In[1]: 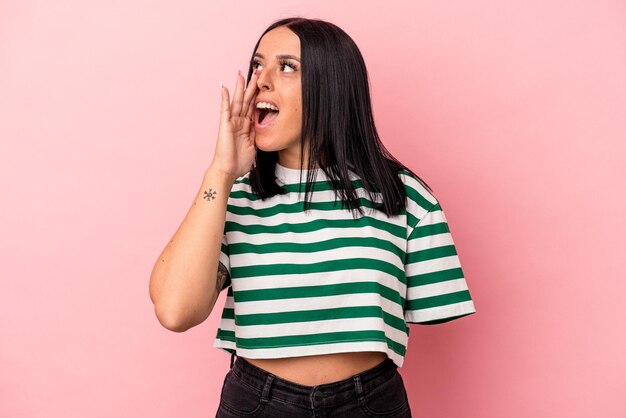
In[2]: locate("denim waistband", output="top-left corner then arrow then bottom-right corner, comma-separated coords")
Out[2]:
228,353 -> 398,408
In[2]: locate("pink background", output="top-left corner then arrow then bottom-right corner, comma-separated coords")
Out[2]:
1,1 -> 625,417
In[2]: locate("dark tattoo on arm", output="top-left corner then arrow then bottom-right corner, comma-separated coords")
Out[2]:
216,261 -> 230,292
209,261 -> 230,307
203,189 -> 217,201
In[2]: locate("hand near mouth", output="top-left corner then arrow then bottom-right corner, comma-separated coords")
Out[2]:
211,69 -> 260,181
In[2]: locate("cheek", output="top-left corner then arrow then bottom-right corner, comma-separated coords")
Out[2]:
283,106 -> 301,123
288,108 -> 302,132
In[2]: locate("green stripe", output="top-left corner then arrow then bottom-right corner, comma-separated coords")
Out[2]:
405,244 -> 458,264
232,258 -> 404,281
234,281 -> 404,307
226,217 -> 405,239
221,307 -> 234,320
405,290 -> 473,310
224,199 -> 406,233
228,237 -> 405,260
232,330 -> 407,356
419,312 -> 475,325
235,306 -> 408,333
216,329 -> 235,342
407,267 -> 464,286
410,219 -> 449,239
403,185 -> 437,215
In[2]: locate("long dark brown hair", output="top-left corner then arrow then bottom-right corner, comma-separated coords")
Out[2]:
246,17 -> 432,219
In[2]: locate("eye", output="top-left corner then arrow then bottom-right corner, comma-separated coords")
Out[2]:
251,59 -> 298,73
278,59 -> 298,73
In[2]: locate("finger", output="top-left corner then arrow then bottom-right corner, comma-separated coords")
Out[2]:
245,90 -> 257,122
231,71 -> 244,117
220,84 -> 231,125
248,120 -> 256,147
241,70 -> 259,118
243,100 -> 255,131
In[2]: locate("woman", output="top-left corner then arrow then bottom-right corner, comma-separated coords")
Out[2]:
150,17 -> 476,417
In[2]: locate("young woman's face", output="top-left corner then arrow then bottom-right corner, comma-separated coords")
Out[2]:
252,26 -> 305,168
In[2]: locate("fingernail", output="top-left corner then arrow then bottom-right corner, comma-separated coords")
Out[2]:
220,80 -> 223,89
238,69 -> 241,77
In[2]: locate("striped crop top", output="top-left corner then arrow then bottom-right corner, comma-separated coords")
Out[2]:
212,163 -> 476,368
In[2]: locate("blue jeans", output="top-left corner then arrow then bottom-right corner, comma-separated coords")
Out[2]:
216,352 -> 412,417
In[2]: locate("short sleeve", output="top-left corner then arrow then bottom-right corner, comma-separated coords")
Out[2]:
218,233 -> 232,293
403,201 -> 476,324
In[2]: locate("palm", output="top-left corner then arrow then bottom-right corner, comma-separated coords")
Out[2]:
212,71 -> 260,180
222,114 -> 256,174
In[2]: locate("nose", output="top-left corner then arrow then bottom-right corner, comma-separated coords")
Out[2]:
256,69 -> 272,91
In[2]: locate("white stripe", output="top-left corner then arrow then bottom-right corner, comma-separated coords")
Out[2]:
405,254 -> 462,277
404,300 -> 476,323
419,209 -> 446,225
234,317 -> 408,342
227,227 -> 404,248
232,269 -> 406,294
407,232 -> 455,252
231,247 -> 403,270
218,317 -> 235,330
226,204 -> 401,227
228,186 -> 384,209
234,293 -> 405,317
399,173 -> 438,207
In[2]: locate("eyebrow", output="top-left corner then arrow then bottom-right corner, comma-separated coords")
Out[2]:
253,53 -> 301,62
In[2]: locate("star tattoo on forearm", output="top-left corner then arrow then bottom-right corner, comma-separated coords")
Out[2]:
203,189 -> 216,201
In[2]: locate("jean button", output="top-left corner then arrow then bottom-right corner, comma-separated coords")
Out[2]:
313,390 -> 324,400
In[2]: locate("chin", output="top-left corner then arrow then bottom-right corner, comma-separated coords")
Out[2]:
254,136 -> 283,152
254,141 -> 280,153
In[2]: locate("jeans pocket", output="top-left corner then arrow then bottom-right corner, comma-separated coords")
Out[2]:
359,370 -> 410,417
218,371 -> 266,417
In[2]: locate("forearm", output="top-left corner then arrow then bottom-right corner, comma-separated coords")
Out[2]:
149,165 -> 235,332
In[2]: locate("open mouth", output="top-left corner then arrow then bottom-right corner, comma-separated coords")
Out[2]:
256,107 -> 280,128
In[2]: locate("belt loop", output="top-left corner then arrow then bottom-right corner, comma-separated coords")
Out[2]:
260,374 -> 275,402
230,351 -> 236,369
353,375 -> 365,404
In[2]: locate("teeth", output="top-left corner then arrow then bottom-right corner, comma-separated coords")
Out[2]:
256,102 -> 279,111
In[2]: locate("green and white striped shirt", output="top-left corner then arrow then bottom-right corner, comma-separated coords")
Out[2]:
213,163 -> 476,367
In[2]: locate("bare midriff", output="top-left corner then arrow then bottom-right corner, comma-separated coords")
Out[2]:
241,351 -> 389,386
